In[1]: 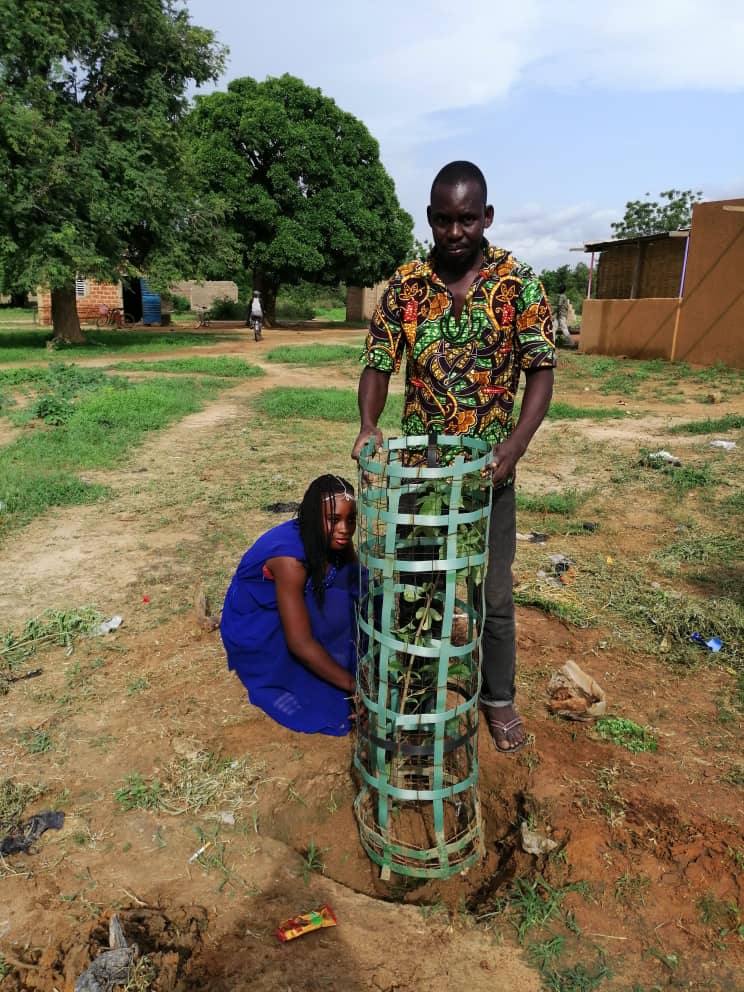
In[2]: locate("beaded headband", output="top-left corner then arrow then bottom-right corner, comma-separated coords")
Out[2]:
321,476 -> 354,503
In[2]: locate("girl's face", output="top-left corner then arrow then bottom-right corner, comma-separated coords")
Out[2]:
322,495 -> 357,553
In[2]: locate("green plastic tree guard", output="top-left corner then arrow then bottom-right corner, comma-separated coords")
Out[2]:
354,434 -> 493,879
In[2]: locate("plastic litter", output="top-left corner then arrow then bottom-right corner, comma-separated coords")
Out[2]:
516,531 -> 549,543
520,821 -> 558,855
582,522 -> 598,532
647,450 -> 682,466
548,553 -> 571,574
276,905 -> 337,942
690,633 -> 723,652
93,615 -> 123,636
0,811 -> 65,855
709,439 -> 736,450
547,660 -> 607,722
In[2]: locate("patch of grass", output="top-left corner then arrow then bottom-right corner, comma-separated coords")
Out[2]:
0,779 -> 42,833
300,837 -> 327,883
514,588 -> 595,628
21,730 -> 53,754
547,402 -> 628,420
614,872 -> 651,906
696,894 -> 743,938
517,490 -> 582,515
0,328 -> 240,363
655,534 -> 743,570
478,875 -> 589,944
543,959 -> 610,992
597,567 -> 744,665
1,606 -> 103,677
109,357 -> 264,377
265,344 -> 362,365
594,717 -> 657,753
191,823 -> 250,893
252,386 -> 402,428
150,750 -> 265,816
114,773 -> 164,812
669,414 -> 744,435
126,676 -> 150,696
0,376 -> 227,534
598,372 -> 642,396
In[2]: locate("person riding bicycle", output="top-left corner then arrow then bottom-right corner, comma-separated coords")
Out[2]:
247,291 -> 263,341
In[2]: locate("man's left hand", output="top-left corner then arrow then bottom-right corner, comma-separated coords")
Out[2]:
488,436 -> 525,485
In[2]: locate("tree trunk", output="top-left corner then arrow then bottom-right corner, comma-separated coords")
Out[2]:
9,290 -> 29,308
51,285 -> 86,342
253,271 -> 277,327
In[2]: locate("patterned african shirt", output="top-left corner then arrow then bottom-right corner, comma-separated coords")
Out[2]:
362,244 -> 556,449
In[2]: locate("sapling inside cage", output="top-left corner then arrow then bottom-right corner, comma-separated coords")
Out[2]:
354,433 -> 492,879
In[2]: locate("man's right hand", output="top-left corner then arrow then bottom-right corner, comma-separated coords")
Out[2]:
351,426 -> 383,462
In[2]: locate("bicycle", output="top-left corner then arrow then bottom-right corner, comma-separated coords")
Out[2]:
191,306 -> 211,328
251,315 -> 263,341
96,305 -> 135,329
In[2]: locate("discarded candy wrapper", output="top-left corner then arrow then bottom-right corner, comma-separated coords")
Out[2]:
709,439 -> 736,450
547,660 -> 607,722
690,633 -> 723,653
520,821 -> 558,855
647,450 -> 682,467
93,615 -> 123,636
276,904 -> 338,942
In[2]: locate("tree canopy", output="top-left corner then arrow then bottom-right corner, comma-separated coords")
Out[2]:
185,74 -> 413,321
611,189 -> 703,239
0,0 -> 231,339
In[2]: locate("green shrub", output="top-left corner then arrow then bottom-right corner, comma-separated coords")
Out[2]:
208,296 -> 244,320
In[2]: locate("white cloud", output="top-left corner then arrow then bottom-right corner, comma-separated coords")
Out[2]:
492,202 -> 619,270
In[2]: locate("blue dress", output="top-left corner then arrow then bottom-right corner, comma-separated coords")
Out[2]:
220,519 -> 361,736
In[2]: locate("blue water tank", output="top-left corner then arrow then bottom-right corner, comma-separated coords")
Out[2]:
140,279 -> 161,325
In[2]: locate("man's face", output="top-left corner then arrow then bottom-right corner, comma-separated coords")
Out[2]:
427,179 -> 493,270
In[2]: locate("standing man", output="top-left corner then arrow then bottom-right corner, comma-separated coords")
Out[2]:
351,161 -> 555,753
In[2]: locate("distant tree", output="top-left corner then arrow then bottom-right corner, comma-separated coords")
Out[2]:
0,0 -> 233,342
611,190 -> 703,239
185,74 -> 413,324
409,238 -> 433,262
539,262 -> 589,316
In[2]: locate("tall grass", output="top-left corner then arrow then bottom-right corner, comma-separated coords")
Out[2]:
109,357 -> 264,377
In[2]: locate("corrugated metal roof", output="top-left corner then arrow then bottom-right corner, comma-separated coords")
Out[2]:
580,230 -> 690,252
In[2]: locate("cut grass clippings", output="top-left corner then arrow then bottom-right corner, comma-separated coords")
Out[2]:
108,357 -> 265,378
0,376 -> 230,534
253,386 -> 402,429
265,344 -> 362,365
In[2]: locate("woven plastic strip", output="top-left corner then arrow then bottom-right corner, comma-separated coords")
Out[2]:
354,434 -> 492,879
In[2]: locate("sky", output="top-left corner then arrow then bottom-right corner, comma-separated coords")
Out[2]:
186,0 -> 744,272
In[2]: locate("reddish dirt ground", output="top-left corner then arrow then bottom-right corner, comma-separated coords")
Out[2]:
0,328 -> 742,991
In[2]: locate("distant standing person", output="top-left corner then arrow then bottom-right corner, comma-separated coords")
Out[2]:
351,160 -> 556,753
555,284 -> 577,348
247,290 -> 263,341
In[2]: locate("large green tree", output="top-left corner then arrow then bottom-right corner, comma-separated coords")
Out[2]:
0,0 -> 232,341
611,189 -> 703,239
185,74 -> 413,323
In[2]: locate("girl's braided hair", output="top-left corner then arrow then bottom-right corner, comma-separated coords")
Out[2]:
297,474 -> 355,605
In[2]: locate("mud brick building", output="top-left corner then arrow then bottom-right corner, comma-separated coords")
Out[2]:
580,197 -> 744,367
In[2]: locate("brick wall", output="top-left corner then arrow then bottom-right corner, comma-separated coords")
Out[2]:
37,281 -> 123,325
346,282 -> 387,322
169,280 -> 238,309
